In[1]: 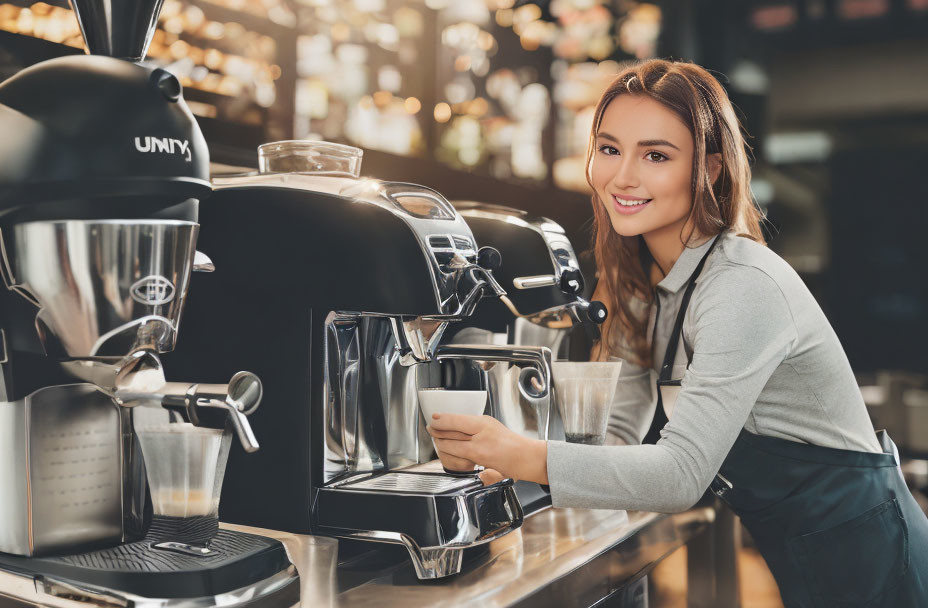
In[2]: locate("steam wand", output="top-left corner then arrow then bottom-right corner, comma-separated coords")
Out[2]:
62,351 -> 263,452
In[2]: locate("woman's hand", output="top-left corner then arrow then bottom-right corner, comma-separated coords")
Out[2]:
427,414 -> 549,484
478,468 -> 505,486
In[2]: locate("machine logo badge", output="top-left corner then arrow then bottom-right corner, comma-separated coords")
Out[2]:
130,275 -> 175,306
134,136 -> 192,162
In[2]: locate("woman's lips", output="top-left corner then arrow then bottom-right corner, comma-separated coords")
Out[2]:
612,195 -> 652,215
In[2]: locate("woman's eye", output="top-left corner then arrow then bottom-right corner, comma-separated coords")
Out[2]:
646,151 -> 668,162
599,145 -> 619,155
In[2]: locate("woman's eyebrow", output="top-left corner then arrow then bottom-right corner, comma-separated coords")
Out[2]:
596,132 -> 681,151
637,139 -> 680,151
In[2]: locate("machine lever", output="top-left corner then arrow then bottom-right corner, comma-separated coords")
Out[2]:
558,268 -> 584,295
512,274 -> 557,289
586,301 -> 608,324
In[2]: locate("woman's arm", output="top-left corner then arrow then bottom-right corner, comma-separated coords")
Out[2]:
546,263 -> 798,512
431,263 -> 798,512
429,414 -> 550,483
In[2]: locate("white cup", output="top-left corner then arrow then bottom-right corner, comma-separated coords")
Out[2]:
417,388 -> 487,476
417,388 -> 488,421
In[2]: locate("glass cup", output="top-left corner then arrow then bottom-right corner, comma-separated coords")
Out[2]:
136,423 -> 232,519
257,140 -> 363,177
552,361 -> 623,446
417,388 -> 487,475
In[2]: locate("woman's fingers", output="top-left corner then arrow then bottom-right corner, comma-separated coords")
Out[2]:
428,413 -> 486,434
427,428 -> 472,441
433,437 -> 471,458
432,442 -> 476,472
438,453 -> 475,472
479,468 -> 505,486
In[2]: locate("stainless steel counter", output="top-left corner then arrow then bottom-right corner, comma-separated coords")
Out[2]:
223,500 -> 719,608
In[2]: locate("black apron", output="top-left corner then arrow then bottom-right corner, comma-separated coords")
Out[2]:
655,237 -> 928,608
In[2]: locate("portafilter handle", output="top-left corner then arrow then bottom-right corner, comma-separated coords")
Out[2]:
160,371 -> 263,453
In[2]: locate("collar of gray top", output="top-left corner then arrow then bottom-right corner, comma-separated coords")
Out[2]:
656,232 -> 722,293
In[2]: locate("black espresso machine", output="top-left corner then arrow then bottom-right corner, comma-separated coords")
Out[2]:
0,1 -> 298,605
451,201 -> 606,359
168,140 -> 559,579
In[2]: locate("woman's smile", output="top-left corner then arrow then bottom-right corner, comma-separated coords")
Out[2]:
611,194 -> 653,215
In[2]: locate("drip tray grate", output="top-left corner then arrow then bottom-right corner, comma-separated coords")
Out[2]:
339,472 -> 480,495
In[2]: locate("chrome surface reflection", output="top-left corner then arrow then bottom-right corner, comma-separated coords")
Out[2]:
323,314 -> 555,483
320,312 -> 535,578
229,504 -> 719,607
2,220 -> 199,357
0,561 -> 300,607
0,385 -> 125,556
433,343 -> 554,440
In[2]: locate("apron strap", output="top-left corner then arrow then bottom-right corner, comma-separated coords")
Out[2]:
658,235 -> 721,383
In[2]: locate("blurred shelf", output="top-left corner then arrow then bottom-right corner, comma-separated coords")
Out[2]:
187,0 -> 295,37
0,30 -> 81,73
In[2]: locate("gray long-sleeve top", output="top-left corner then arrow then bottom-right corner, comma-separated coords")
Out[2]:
546,231 -> 881,513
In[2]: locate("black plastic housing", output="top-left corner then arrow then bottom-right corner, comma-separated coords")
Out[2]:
0,55 -> 209,219
164,185 -> 439,534
453,215 -> 575,334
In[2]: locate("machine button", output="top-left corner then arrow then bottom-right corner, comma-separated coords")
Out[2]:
151,68 -> 182,102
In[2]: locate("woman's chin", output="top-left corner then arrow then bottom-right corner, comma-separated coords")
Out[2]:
609,216 -> 648,238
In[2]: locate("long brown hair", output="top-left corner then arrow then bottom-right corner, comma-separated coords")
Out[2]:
587,59 -> 765,366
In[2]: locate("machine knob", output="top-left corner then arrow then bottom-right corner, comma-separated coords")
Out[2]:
477,246 -> 502,272
586,300 -> 608,324
559,268 -> 584,295
151,68 -> 181,102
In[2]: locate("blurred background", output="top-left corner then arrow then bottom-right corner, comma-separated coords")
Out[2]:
0,1 -> 925,605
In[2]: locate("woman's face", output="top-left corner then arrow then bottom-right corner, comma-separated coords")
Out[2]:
590,94 -> 695,239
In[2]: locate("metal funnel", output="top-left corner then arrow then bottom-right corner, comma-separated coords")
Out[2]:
3,219 -> 199,358
69,0 -> 165,62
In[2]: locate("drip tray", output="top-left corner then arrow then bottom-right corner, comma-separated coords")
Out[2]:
315,473 -> 523,554
0,530 -> 300,605
337,472 -> 481,494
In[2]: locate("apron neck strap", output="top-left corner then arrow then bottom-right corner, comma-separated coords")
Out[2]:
658,234 -> 721,382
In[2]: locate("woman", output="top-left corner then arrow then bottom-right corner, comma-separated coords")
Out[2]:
428,59 -> 928,607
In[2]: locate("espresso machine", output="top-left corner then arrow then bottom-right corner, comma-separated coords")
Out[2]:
166,140 -> 555,579
0,1 -> 298,605
451,201 -> 606,355
441,202 -> 607,508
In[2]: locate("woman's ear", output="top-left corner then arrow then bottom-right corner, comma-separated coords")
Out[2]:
707,153 -> 722,185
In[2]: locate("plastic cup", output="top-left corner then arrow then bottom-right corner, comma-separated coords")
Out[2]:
136,423 -> 232,518
552,361 -> 623,446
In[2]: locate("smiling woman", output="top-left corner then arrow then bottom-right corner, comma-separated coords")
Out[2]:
592,96 -> 701,294
429,59 -> 928,608
586,61 -> 763,368
592,99 -> 692,226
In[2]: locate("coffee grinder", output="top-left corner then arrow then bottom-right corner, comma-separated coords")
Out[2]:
0,1 -> 298,605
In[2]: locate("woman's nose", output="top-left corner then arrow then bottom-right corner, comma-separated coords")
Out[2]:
610,157 -> 639,190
